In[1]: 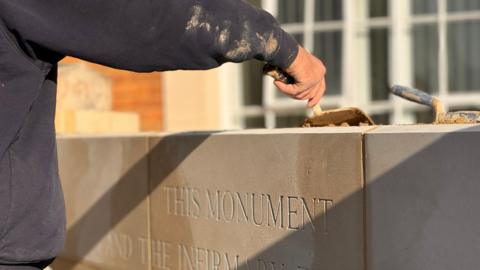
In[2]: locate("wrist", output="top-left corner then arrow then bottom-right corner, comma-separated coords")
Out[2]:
268,30 -> 299,69
286,46 -> 307,73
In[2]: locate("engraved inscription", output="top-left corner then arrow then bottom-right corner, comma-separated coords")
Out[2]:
91,232 -> 316,269
163,186 -> 333,233
164,186 -> 201,218
92,232 -> 150,266
97,231 -> 134,260
166,241 -> 312,270
152,240 -> 173,269
138,237 -> 149,265
178,244 -> 239,270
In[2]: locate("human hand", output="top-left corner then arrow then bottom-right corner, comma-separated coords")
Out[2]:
273,46 -> 326,108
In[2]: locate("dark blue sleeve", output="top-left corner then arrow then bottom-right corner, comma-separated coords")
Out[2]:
0,0 -> 299,71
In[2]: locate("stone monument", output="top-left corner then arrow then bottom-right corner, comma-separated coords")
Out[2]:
52,124 -> 480,269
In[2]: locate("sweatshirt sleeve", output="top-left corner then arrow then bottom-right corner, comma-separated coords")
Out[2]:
0,0 -> 299,72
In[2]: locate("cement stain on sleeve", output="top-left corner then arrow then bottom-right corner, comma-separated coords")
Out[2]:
226,40 -> 252,59
226,33 -> 278,59
185,5 -> 280,61
217,28 -> 230,46
225,21 -> 253,59
256,32 -> 279,56
185,5 -> 211,32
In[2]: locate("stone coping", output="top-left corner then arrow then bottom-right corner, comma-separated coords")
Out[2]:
55,124 -> 480,138
52,124 -> 480,270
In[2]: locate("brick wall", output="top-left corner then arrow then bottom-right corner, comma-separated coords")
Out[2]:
59,57 -> 164,131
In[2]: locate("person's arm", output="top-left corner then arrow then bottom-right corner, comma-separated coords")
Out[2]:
0,0 -> 325,106
0,0 -> 298,70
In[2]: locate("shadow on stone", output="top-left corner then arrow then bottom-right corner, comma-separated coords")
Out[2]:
57,133 -> 213,270
233,125 -> 480,270
56,125 -> 480,270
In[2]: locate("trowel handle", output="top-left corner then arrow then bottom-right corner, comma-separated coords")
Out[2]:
391,85 -> 445,120
391,85 -> 436,108
263,64 -> 295,84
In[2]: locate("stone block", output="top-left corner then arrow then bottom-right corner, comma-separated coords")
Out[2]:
55,110 -> 140,134
148,128 -> 369,270
57,62 -> 112,111
365,124 -> 480,270
54,136 -> 150,270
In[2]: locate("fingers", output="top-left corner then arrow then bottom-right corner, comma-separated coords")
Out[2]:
274,78 -> 324,104
307,78 -> 326,107
274,80 -> 318,98
274,81 -> 321,103
271,45 -> 327,106
295,83 -> 317,99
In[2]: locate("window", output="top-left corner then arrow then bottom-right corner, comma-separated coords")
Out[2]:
409,0 -> 480,123
237,0 -> 480,128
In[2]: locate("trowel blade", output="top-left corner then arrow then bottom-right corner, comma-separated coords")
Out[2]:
303,107 -> 375,127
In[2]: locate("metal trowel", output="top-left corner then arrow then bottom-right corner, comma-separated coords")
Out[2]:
391,85 -> 480,124
263,64 -> 374,127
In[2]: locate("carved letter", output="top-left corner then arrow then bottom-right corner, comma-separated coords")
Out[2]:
191,188 -> 201,218
252,193 -> 265,226
287,196 -> 299,230
301,197 -> 315,231
137,237 -> 148,265
224,253 -> 240,270
211,250 -> 221,270
163,186 -> 174,215
195,247 -> 206,269
221,191 -> 236,222
257,259 -> 268,270
236,192 -> 249,223
207,190 -> 220,220
185,187 -> 190,216
323,199 -> 333,235
111,232 -> 133,259
152,240 -> 172,269
174,187 -> 186,216
180,244 -> 195,270
267,194 -> 284,228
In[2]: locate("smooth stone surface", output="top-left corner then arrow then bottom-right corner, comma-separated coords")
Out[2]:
54,136 -> 150,270
365,124 -> 480,270
148,128 -> 369,270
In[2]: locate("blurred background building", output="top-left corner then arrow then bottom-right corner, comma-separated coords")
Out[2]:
57,0 -> 480,133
